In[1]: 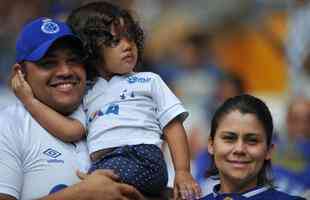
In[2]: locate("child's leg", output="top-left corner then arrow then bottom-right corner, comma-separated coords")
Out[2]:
89,144 -> 168,196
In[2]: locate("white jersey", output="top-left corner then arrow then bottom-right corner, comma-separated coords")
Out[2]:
73,72 -> 188,154
0,103 -> 90,200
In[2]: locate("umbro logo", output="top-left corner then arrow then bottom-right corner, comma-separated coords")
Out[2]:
43,148 -> 62,158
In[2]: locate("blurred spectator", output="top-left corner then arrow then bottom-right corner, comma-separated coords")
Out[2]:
286,0 -> 310,98
290,46 -> 310,98
272,95 -> 310,196
211,11 -> 288,94
168,31 -> 225,158
204,71 -> 245,121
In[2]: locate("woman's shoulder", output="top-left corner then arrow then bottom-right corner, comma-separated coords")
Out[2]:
199,194 -> 214,200
261,188 -> 306,200
198,188 -> 306,200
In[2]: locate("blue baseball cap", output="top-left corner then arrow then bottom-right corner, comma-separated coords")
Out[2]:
16,17 -> 82,63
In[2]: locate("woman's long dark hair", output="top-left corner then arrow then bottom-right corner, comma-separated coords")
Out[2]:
206,94 -> 274,186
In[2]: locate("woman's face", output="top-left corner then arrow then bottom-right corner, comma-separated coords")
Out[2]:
208,110 -> 272,193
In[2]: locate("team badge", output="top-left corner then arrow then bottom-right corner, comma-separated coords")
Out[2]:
41,18 -> 60,34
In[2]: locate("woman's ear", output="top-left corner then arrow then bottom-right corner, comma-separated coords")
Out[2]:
207,137 -> 214,155
265,143 -> 275,160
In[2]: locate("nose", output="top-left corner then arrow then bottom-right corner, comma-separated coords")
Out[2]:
55,62 -> 73,77
120,37 -> 132,51
233,139 -> 246,154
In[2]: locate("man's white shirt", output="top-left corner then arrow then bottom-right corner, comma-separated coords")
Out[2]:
0,102 -> 90,199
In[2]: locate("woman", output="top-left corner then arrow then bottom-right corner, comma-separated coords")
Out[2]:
200,94 -> 305,200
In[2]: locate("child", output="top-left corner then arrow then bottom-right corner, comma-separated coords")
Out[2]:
12,1 -> 201,199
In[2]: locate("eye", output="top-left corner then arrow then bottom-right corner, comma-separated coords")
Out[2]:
244,135 -> 259,145
67,56 -> 85,65
247,138 -> 258,144
109,37 -> 121,47
221,134 -> 237,143
35,60 -> 57,69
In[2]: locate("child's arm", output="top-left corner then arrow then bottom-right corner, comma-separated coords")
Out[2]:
163,117 -> 201,200
11,69 -> 85,142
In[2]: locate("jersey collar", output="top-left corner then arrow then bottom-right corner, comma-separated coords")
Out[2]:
212,184 -> 269,198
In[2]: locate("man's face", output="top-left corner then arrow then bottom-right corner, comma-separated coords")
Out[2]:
23,40 -> 86,115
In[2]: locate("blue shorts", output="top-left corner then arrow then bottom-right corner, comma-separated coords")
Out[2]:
89,144 -> 168,196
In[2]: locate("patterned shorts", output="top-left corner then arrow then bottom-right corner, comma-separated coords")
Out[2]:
89,144 -> 168,196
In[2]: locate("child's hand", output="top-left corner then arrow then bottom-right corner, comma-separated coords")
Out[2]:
174,170 -> 202,200
11,69 -> 34,103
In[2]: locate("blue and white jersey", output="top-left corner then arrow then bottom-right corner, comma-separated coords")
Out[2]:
0,103 -> 90,200
73,72 -> 188,155
200,184 -> 306,200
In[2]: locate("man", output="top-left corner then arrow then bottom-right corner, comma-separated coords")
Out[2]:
272,95 -> 310,196
0,17 -> 143,200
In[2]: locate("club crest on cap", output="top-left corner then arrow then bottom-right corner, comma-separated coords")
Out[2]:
41,18 -> 60,34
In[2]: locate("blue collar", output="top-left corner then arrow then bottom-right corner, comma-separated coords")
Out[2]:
212,184 -> 270,198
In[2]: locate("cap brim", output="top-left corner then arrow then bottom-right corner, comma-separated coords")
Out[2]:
26,34 -> 82,62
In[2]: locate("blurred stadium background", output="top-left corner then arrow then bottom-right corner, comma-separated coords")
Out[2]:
0,0 -> 309,198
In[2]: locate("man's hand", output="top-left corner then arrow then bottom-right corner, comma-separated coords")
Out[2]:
77,170 -> 145,200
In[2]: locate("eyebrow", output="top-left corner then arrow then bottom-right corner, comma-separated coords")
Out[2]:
220,131 -> 262,137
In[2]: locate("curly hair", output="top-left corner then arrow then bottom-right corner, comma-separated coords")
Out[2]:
66,1 -> 144,81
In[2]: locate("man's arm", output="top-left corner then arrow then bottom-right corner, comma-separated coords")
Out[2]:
0,194 -> 16,200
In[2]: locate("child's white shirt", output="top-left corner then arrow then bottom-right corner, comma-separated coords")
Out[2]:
72,72 -> 188,154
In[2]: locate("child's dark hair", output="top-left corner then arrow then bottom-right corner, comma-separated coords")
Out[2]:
206,94 -> 274,186
67,1 -> 144,81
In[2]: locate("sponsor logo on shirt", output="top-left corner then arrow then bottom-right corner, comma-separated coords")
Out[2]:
127,76 -> 151,84
88,104 -> 120,123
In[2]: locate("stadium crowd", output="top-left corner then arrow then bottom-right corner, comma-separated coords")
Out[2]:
0,0 -> 309,199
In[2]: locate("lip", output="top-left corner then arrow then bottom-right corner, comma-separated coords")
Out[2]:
227,160 -> 251,168
121,53 -> 134,61
49,76 -> 80,86
49,81 -> 80,92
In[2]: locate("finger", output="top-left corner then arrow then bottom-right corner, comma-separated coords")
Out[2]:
11,63 -> 22,80
173,186 -> 179,200
179,185 -> 190,200
102,170 -> 119,181
17,70 -> 29,89
17,70 -> 26,83
11,76 -> 16,90
193,183 -> 202,199
119,184 -> 145,200
185,185 -> 195,200
11,75 -> 19,91
94,169 -> 120,181
76,170 -> 88,180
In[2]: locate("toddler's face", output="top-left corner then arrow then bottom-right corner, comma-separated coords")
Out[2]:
99,18 -> 138,80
